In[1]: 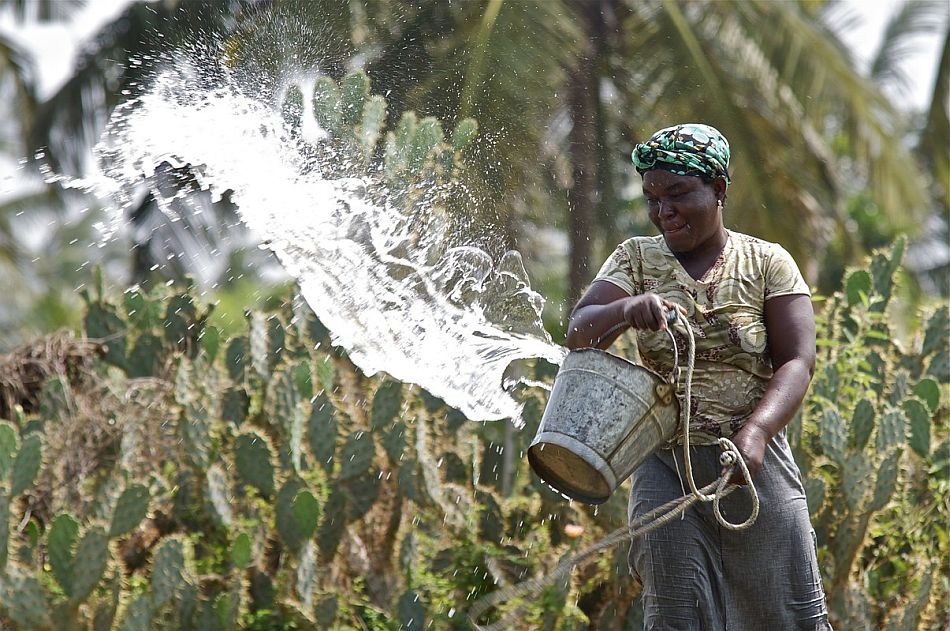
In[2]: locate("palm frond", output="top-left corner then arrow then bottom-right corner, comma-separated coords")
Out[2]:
918,26 -> 950,210
0,0 -> 85,23
870,0 -> 947,95
0,31 -> 38,142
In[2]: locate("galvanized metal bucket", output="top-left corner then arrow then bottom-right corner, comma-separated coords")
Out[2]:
527,335 -> 680,504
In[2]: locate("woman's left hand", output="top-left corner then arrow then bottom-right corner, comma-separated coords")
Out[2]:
722,424 -> 770,485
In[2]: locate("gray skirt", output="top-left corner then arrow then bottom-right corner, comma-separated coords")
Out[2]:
628,431 -> 833,631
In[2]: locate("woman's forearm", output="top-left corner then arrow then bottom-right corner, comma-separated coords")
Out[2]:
565,301 -> 631,350
744,357 -> 814,440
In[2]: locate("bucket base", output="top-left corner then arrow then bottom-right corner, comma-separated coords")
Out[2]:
528,432 -> 616,504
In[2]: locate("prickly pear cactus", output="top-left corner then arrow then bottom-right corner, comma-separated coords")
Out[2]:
234,431 -> 276,497
796,239 -> 947,628
109,484 -> 150,538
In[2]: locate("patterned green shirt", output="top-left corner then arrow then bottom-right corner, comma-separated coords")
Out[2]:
594,230 -> 810,441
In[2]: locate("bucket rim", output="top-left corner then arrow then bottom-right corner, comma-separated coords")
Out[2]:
564,347 -> 672,386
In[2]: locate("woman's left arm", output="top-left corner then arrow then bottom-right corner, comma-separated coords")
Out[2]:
728,294 -> 816,482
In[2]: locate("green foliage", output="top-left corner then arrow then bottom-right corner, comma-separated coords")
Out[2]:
276,480 -> 319,553
71,526 -> 109,602
206,464 -> 234,527
0,66 -> 942,630
119,595 -> 152,631
110,484 -> 150,537
795,240 -> 947,628
48,513 -> 80,594
150,536 -> 185,610
10,432 -> 42,496
230,533 -> 251,569
0,566 -> 51,628
235,431 -> 276,497
0,421 -> 16,479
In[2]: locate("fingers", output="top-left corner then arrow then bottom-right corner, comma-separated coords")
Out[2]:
629,295 -> 668,330
624,294 -> 685,331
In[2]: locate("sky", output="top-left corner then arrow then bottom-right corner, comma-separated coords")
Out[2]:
1,0 -> 947,111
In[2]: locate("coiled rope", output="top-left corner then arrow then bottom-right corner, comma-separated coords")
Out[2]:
468,311 -> 760,630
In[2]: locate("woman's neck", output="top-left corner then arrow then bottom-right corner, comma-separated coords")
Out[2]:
672,227 -> 729,280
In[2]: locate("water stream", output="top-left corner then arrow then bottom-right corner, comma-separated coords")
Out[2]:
67,57 -> 566,424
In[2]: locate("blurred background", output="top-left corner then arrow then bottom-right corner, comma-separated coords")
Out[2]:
0,0 -> 947,351
0,3 -> 946,630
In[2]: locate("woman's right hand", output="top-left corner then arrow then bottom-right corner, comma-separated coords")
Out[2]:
621,294 -> 684,331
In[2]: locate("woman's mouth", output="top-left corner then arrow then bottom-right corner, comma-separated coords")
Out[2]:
663,223 -> 687,234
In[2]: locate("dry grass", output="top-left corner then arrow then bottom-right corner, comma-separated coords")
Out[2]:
0,330 -> 175,526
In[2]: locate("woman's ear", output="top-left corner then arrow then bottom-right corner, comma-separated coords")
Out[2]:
713,177 -> 727,206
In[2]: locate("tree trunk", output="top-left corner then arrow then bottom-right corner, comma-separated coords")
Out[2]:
567,1 -> 605,308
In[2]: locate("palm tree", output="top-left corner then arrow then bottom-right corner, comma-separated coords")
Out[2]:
16,0 -> 944,302
317,0 -> 936,303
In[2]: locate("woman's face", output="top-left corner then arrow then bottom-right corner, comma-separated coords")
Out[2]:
642,169 -> 725,254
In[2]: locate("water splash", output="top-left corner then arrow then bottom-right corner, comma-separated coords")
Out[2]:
71,56 -> 566,423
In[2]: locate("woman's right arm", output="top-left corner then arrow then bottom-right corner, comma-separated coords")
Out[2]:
565,281 -> 682,350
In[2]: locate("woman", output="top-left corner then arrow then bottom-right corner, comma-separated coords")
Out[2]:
566,124 -> 832,630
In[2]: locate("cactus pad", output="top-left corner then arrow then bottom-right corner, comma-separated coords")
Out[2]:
151,536 -> 185,610
870,451 -> 900,511
231,532 -> 252,569
339,431 -> 375,480
876,409 -> 906,453
317,489 -> 346,560
340,70 -> 370,126
10,432 -> 42,496
804,475 -> 826,516
206,464 -> 234,526
127,332 -> 164,378
282,85 -> 304,130
841,453 -> 871,512
48,512 -> 80,594
902,398 -> 931,457
849,399 -> 875,451
383,421 -> 407,463
912,378 -> 940,412
85,302 -> 127,369
0,494 -> 7,570
71,525 -> 109,602
315,594 -> 338,629
397,590 -> 426,631
0,566 -> 51,628
308,394 -> 337,472
0,420 -> 14,481
110,483 -> 150,537
344,473 -> 379,522
221,386 -> 250,427
119,594 -> 153,631
819,409 -> 846,464
93,570 -> 122,631
312,76 -> 343,136
235,431 -> 276,497
276,479 -> 313,552
371,380 -> 403,431
451,118 -> 478,151
226,336 -> 249,383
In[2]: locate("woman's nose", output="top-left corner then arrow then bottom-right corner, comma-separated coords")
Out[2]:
659,200 -> 675,216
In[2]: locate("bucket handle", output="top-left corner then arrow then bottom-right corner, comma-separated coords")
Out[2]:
664,310 -> 680,386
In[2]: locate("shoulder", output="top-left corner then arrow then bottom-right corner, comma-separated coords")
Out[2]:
728,230 -> 789,257
614,234 -> 664,257
728,231 -> 810,296
728,230 -> 802,271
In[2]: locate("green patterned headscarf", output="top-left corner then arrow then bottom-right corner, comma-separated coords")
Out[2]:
632,123 -> 731,185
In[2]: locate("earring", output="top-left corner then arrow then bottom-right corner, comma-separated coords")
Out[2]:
717,199 -> 723,211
